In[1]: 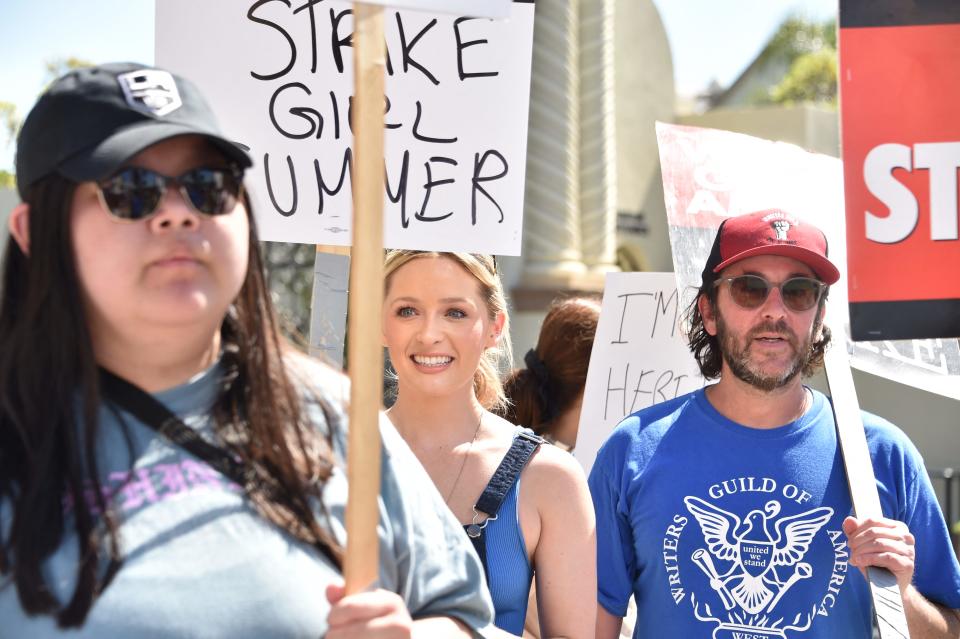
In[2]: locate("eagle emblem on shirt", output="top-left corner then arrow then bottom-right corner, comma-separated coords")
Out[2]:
684,496 -> 833,615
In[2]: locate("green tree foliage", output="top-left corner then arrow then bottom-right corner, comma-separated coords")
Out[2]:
770,49 -> 837,106
752,17 -> 838,108
44,57 -> 93,86
1,58 -> 94,186
0,59 -> 93,148
0,101 -> 18,148
761,16 -> 836,62
0,102 -> 18,189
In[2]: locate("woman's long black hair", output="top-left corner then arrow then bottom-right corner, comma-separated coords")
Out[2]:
0,174 -> 343,627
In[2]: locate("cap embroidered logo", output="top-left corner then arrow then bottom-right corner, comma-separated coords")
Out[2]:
117,70 -> 182,117
771,219 -> 790,242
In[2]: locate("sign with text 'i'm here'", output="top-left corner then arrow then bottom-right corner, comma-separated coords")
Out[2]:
840,1 -> 960,340
574,272 -> 706,475
156,0 -> 535,255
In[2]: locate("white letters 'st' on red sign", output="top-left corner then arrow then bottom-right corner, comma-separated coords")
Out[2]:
840,1 -> 960,341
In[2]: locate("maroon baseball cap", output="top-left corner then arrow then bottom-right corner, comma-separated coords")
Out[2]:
701,209 -> 841,286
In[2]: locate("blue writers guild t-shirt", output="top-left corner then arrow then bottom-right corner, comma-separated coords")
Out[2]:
589,387 -> 960,639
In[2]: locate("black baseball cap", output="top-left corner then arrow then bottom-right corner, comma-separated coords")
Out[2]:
15,62 -> 251,200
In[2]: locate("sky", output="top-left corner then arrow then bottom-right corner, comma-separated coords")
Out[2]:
652,0 -> 837,96
0,0 -> 838,174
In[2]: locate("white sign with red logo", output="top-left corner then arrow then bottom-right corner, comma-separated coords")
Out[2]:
656,121 -> 960,402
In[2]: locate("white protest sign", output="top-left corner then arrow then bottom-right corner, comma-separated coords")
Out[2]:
357,0 -> 514,19
156,0 -> 534,254
574,272 -> 706,474
656,122 -> 960,401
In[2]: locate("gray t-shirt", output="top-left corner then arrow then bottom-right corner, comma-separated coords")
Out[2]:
0,357 -> 493,637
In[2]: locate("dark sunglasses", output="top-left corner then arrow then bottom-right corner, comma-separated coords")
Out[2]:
715,274 -> 826,312
97,165 -> 244,221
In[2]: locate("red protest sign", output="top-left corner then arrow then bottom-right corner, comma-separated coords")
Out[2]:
840,1 -> 960,341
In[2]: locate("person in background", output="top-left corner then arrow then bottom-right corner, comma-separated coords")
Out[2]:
0,62 -> 493,638
502,296 -> 601,451
590,209 -> 960,638
382,251 -> 596,638
501,295 -> 601,638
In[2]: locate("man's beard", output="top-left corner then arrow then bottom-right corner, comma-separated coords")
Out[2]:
715,311 -> 818,392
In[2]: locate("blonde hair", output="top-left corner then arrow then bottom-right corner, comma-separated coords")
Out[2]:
383,251 -> 512,412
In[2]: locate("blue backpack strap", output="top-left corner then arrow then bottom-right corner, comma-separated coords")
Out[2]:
463,430 -> 544,583
474,430 -> 545,520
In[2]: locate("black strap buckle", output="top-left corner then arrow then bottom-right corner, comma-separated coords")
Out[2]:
465,508 -> 498,538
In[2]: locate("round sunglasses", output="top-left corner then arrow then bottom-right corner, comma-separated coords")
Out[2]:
96,165 -> 245,221
715,274 -> 826,312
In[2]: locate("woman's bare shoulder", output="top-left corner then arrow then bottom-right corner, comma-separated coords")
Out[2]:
519,430 -> 593,530
525,438 -> 586,486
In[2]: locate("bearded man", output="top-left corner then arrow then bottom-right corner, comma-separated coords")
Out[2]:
590,209 -> 960,638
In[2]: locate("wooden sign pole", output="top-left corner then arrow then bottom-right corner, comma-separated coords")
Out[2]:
344,3 -> 386,595
823,321 -> 910,637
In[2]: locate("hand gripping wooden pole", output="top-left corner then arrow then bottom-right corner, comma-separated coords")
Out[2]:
344,3 -> 386,595
823,321 -> 910,637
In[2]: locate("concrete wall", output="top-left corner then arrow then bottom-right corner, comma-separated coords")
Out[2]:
614,0 -> 674,224
713,57 -> 792,110
679,105 -> 840,157
612,0 -> 675,276
805,367 -> 959,519
805,364 -> 958,471
508,0 -> 676,359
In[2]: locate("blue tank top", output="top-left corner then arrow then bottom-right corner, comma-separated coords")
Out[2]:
482,474 -> 533,634
462,427 -> 540,634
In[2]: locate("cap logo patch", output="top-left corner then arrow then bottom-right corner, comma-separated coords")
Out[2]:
117,70 -> 182,117
771,219 -> 790,241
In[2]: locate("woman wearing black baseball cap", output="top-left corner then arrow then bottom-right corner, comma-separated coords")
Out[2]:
0,63 -> 492,637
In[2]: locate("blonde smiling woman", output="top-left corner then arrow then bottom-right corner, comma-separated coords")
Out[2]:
382,250 -> 597,639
